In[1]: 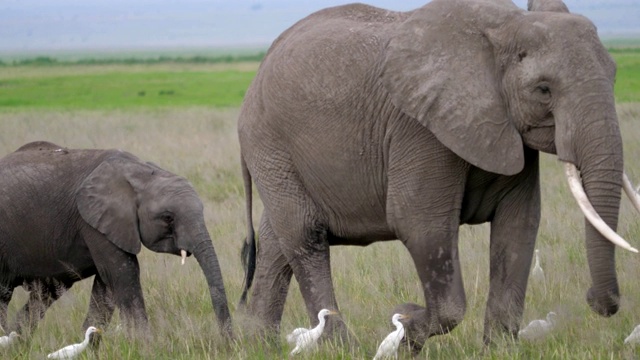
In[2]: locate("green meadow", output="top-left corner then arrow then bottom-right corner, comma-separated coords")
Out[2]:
0,49 -> 639,111
0,64 -> 257,110
613,52 -> 640,102
0,48 -> 639,359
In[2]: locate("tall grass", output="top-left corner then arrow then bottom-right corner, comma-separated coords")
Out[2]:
0,103 -> 639,358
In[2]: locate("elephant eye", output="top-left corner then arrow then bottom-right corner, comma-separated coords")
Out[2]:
534,83 -> 552,105
537,85 -> 551,95
159,213 -> 174,225
518,51 -> 527,62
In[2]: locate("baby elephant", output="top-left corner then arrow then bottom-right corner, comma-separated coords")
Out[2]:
0,141 -> 231,338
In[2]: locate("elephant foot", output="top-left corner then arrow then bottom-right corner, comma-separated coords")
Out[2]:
587,287 -> 619,317
393,301 -> 464,355
234,309 -> 282,346
322,315 -> 359,350
482,308 -> 520,345
393,303 -> 428,354
88,331 -> 103,349
482,325 -> 518,346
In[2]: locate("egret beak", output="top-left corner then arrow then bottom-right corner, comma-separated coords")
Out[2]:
180,250 -> 187,265
328,310 -> 338,315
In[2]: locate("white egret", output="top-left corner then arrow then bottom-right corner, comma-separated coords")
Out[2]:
518,312 -> 556,341
287,309 -> 337,355
624,324 -> 640,345
0,331 -> 19,348
532,249 -> 544,282
373,313 -> 409,360
531,249 -> 546,294
47,326 -> 102,359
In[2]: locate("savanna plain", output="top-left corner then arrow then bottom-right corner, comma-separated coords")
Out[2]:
0,49 -> 640,359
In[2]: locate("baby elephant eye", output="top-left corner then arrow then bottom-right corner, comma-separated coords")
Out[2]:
537,85 -> 551,95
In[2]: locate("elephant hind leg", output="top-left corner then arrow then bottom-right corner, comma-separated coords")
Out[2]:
255,165 -> 349,342
0,283 -> 14,332
247,215 -> 293,339
16,278 -> 69,336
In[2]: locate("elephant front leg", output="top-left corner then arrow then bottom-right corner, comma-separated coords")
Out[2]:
86,228 -> 149,337
84,275 -> 115,347
104,256 -> 148,337
399,229 -> 466,353
247,215 -> 293,340
84,275 -> 115,329
483,163 -> 541,343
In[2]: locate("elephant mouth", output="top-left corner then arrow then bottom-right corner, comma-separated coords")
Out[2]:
523,125 -> 556,153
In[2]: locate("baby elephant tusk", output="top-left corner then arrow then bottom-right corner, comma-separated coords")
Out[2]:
622,172 -> 640,215
564,162 -> 638,253
181,250 -> 187,265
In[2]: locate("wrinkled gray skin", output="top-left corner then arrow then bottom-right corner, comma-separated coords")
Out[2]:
0,141 -> 231,340
238,0 -> 624,351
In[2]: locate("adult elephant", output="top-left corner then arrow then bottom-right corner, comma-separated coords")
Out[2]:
238,0 -> 640,350
0,141 -> 232,339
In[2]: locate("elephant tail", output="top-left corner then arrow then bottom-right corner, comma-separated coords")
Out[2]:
239,155 -> 256,307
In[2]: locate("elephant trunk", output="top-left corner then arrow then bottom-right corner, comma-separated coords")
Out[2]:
187,222 -> 233,337
579,158 -> 622,316
558,97 -> 625,316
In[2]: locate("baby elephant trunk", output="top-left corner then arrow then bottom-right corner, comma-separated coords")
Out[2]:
188,223 -> 233,337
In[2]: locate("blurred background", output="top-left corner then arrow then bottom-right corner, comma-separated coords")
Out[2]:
1,0 -> 639,56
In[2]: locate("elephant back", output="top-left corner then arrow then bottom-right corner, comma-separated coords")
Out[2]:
14,140 -> 64,152
246,4 -> 408,121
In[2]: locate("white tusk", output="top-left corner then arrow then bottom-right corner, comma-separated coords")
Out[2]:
181,250 -> 187,265
622,172 -> 640,215
564,162 -> 638,253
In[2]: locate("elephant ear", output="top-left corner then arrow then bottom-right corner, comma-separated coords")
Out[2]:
76,156 -> 142,255
381,0 -> 524,176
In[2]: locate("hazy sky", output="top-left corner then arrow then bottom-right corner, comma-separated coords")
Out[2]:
1,0 -> 638,53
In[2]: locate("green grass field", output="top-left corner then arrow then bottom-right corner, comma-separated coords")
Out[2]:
0,63 -> 257,110
613,52 -> 640,102
0,49 -> 639,359
1,50 -> 640,111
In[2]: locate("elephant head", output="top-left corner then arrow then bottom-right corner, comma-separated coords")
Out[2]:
76,151 -> 232,335
382,0 -> 637,316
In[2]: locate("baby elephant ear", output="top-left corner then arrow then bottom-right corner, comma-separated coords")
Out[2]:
76,158 -> 142,255
381,0 -> 524,176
